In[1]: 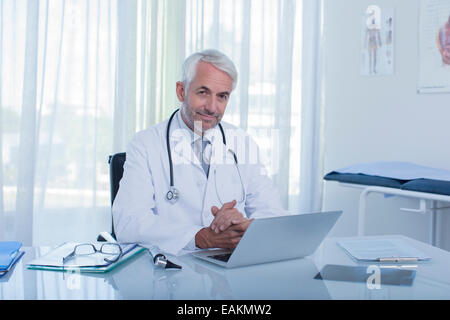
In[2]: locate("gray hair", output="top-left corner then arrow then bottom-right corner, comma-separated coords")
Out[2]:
181,49 -> 238,91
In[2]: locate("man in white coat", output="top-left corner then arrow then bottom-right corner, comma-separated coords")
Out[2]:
113,49 -> 286,255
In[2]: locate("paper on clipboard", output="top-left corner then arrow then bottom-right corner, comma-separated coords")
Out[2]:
337,238 -> 432,262
27,242 -> 144,272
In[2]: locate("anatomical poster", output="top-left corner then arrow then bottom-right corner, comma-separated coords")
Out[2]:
360,6 -> 394,76
418,0 -> 450,93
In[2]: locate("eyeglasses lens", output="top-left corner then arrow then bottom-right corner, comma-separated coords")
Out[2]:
101,244 -> 121,255
75,244 -> 96,255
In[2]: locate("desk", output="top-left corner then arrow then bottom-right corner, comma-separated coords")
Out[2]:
1,235 -> 450,300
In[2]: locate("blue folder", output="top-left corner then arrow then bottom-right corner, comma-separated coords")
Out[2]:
0,251 -> 24,278
0,241 -> 22,270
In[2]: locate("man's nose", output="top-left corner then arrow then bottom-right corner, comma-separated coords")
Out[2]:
204,96 -> 219,114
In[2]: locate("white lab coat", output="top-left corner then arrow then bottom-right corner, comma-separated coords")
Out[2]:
113,111 -> 286,255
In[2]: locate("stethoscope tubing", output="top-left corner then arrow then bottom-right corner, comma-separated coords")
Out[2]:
166,109 -> 178,188
166,108 -> 233,185
166,108 -> 241,203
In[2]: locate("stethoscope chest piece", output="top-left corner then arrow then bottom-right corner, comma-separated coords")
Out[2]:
166,186 -> 179,203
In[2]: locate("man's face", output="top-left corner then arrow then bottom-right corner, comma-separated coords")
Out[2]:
176,61 -> 233,133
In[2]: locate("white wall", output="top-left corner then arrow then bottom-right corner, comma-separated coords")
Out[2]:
321,0 -> 450,250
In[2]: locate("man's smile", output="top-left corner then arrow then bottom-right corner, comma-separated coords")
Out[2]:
196,112 -> 217,120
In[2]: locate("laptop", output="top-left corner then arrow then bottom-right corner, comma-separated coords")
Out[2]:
192,210 -> 342,268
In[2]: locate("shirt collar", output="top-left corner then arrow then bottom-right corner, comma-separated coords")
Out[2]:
176,109 -> 215,144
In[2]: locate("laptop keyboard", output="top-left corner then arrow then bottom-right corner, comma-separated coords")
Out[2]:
208,253 -> 232,262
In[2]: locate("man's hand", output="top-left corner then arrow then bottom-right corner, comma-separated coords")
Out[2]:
195,219 -> 253,249
194,200 -> 254,249
210,200 -> 246,234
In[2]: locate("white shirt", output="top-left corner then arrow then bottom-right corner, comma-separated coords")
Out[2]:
112,110 -> 286,255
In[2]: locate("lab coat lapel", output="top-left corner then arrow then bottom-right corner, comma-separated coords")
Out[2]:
208,126 -> 236,168
170,127 -> 202,169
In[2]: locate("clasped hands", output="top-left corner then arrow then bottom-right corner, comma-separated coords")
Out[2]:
195,200 -> 254,249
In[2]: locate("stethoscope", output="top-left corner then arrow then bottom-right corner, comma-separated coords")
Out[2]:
165,108 -> 245,204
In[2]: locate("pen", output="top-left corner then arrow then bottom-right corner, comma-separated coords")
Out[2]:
379,264 -> 418,269
377,257 -> 419,263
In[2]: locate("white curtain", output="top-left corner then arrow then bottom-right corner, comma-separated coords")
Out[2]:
1,0 -> 117,245
181,0 -> 301,209
0,0 -> 324,246
299,0 -> 326,213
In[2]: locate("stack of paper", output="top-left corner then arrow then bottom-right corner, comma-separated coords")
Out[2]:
0,241 -> 25,278
27,242 -> 146,273
337,238 -> 431,262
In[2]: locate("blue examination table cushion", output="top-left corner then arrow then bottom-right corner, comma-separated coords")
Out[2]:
401,179 -> 450,196
324,162 -> 450,196
323,172 -> 406,188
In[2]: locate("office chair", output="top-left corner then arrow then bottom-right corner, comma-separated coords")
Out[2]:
97,152 -> 126,242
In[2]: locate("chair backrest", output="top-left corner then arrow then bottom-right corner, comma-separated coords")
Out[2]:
108,152 -> 126,239
109,152 -> 126,205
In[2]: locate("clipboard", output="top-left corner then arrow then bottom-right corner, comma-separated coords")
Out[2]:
337,238 -> 431,262
27,242 -> 146,273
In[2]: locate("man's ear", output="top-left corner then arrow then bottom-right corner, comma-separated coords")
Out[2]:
176,81 -> 185,102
